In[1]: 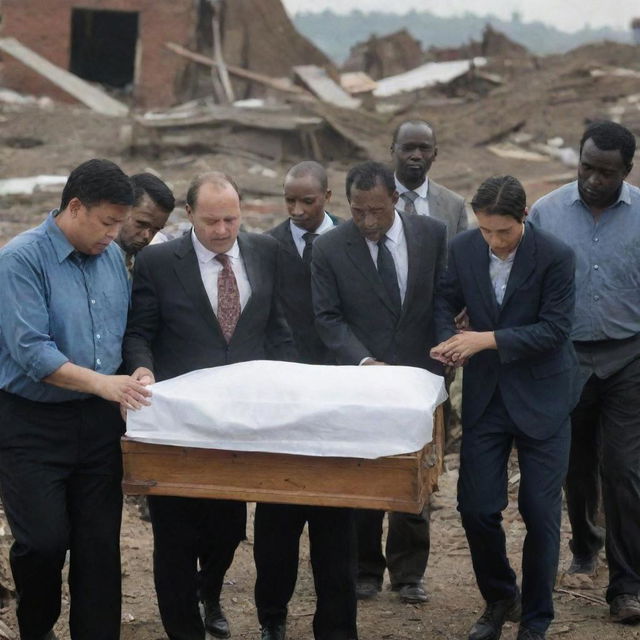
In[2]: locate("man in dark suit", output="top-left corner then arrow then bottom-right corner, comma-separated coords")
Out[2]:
253,161 -> 357,640
391,119 -> 467,242
311,161 -> 447,605
431,176 -> 577,640
123,172 -> 295,640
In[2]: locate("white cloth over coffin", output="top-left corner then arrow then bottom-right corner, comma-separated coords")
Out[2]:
126,360 -> 447,459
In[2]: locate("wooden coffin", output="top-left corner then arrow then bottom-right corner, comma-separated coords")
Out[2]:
122,406 -> 444,514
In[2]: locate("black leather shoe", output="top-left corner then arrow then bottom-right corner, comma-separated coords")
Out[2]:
566,553 -> 598,576
204,601 -> 231,639
516,627 -> 545,640
397,583 -> 429,604
468,588 -> 521,640
610,593 -> 640,624
260,622 -> 286,640
356,580 -> 381,600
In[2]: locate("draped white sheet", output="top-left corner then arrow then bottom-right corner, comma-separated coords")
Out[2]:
125,360 -> 447,459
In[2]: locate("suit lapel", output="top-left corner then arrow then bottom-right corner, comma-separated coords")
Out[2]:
237,234 -> 259,323
273,220 -> 300,260
344,222 -> 400,318
470,231 -> 500,322
499,224 -> 536,312
173,232 -> 224,336
399,212 -> 421,317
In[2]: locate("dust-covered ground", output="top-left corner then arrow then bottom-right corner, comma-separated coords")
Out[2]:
2,84 -> 640,640
1,457 -> 638,640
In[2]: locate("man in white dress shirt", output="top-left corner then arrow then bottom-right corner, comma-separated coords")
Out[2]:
123,172 -> 294,640
392,119 -> 468,243
311,161 -> 447,605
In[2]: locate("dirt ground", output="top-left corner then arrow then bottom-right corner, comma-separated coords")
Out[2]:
2,458 -> 639,640
2,87 -> 640,640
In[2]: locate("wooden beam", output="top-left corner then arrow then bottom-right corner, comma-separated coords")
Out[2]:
210,2 -> 235,104
165,42 -> 310,97
293,65 -> 360,109
0,37 -> 129,117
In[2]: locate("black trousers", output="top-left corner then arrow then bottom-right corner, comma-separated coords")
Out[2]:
0,391 -> 124,640
148,495 -> 246,640
254,503 -> 357,640
566,357 -> 640,601
458,392 -> 570,634
355,505 -> 429,588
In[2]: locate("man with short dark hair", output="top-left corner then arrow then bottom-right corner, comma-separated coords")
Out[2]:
123,171 -> 295,640
254,161 -> 357,640
391,119 -> 467,242
116,173 -> 174,272
432,175 -> 577,640
0,158 -> 152,640
311,160 -> 447,605
530,120 -> 640,624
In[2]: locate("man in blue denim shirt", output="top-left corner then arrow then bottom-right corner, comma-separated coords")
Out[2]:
0,159 -> 151,640
529,121 -> 640,625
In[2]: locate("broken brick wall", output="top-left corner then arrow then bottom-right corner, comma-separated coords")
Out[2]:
1,0 -> 197,108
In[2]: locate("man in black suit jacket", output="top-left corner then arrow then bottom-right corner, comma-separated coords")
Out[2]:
431,176 -> 578,640
311,161 -> 447,605
123,172 -> 295,640
254,161 -> 357,640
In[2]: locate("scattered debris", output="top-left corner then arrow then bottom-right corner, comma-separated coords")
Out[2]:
374,58 -> 487,97
294,65 -> 360,110
555,588 -> 607,606
165,42 -> 311,99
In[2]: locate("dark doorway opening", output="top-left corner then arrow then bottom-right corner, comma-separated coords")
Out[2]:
70,9 -> 139,88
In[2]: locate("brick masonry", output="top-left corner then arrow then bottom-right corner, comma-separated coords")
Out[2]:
1,0 -> 197,108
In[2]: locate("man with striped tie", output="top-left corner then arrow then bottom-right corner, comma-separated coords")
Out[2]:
391,119 -> 468,243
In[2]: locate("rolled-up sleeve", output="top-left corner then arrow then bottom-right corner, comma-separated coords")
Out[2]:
0,253 -> 69,381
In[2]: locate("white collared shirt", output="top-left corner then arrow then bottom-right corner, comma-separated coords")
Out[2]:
395,175 -> 430,217
488,226 -> 525,305
364,210 -> 409,303
191,230 -> 252,315
289,212 -> 335,258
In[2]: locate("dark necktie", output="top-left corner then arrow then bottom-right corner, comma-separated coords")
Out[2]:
401,191 -> 419,215
215,254 -> 241,342
377,236 -> 402,313
302,232 -> 319,266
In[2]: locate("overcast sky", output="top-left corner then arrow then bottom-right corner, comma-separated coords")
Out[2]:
282,0 -> 639,32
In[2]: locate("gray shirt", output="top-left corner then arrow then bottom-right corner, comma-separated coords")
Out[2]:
529,180 -> 640,342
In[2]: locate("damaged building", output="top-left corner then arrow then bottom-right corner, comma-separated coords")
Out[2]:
341,29 -> 423,80
0,0 -> 336,108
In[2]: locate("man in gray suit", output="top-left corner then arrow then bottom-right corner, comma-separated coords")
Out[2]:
311,161 -> 447,605
392,119 -> 467,242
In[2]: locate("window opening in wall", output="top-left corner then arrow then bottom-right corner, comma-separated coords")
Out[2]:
70,8 -> 139,88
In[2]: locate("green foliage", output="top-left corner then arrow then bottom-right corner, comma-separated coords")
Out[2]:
293,10 -> 631,64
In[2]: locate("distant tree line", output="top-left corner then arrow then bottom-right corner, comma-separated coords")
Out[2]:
293,10 -> 632,64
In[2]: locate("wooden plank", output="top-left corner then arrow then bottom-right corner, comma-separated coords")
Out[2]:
121,407 -> 444,513
135,107 -> 322,132
294,65 -> 361,109
0,37 -> 129,117
165,42 -> 309,97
